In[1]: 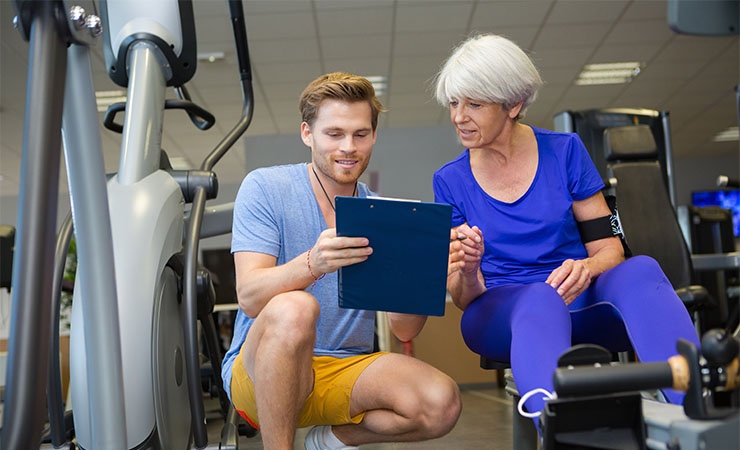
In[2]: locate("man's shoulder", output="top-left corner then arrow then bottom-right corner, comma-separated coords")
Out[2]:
243,163 -> 307,191
248,163 -> 307,180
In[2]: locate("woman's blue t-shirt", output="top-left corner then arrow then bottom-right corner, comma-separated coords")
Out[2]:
432,127 -> 604,288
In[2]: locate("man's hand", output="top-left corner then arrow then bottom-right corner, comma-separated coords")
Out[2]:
309,228 -> 373,276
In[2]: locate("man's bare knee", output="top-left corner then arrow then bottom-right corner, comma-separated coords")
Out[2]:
261,291 -> 320,346
416,376 -> 462,438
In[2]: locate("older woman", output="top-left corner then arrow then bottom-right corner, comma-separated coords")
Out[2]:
432,34 -> 699,430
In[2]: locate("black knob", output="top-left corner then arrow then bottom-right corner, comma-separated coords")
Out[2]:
701,329 -> 739,366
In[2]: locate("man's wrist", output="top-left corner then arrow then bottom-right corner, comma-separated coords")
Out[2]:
306,247 -> 325,287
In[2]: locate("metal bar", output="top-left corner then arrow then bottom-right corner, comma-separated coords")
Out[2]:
63,43 -> 128,449
554,362 -> 674,398
201,0 -> 254,173
1,2 -> 66,448
691,252 -> 740,271
185,202 -> 234,239
660,111 -> 677,208
184,187 -> 209,449
117,41 -> 167,185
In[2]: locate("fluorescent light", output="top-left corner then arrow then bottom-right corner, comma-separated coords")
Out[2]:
197,51 -> 225,62
578,69 -> 640,79
713,126 -> 739,142
95,90 -> 126,112
365,75 -> 387,96
583,62 -> 642,71
575,77 -> 633,86
575,62 -> 642,86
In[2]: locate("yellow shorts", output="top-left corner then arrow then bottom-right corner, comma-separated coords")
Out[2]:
230,347 -> 386,430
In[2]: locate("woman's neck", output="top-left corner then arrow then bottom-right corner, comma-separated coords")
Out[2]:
472,122 -> 530,164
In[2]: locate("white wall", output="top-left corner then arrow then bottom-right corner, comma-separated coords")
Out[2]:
673,154 -> 740,206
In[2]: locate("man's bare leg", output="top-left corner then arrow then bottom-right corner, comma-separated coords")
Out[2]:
241,291 -> 319,450
333,352 -> 461,445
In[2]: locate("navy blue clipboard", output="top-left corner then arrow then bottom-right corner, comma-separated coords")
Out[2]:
335,196 -> 452,316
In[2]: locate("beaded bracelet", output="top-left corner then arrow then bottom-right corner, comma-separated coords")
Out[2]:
306,247 -> 325,287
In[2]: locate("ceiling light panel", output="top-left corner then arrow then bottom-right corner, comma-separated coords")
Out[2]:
575,62 -> 642,86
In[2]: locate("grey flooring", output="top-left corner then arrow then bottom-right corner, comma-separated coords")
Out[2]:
206,384 -> 517,449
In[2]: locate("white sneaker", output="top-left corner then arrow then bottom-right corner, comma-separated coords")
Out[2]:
304,425 -> 359,450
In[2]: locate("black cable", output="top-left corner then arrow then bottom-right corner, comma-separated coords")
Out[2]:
47,213 -> 74,447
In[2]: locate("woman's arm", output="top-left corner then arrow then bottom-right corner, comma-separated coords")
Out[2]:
545,192 -> 625,304
446,224 -> 487,310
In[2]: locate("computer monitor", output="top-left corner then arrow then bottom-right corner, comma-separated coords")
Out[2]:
691,189 -> 740,237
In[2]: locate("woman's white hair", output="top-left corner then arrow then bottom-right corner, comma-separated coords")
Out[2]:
434,34 -> 543,118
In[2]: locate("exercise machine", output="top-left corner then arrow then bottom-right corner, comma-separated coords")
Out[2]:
543,329 -> 740,449
1,0 -> 254,448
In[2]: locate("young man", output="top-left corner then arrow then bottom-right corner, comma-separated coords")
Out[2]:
222,72 -> 461,450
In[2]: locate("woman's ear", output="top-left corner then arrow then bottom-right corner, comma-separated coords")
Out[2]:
508,102 -> 524,120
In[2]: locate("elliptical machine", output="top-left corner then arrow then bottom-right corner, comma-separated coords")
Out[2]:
1,1 -> 255,448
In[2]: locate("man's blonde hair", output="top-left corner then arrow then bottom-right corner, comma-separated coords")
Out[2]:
299,72 -> 385,130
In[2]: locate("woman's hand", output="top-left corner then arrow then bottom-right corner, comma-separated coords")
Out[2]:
448,224 -> 484,276
446,224 -> 487,310
545,258 -> 593,305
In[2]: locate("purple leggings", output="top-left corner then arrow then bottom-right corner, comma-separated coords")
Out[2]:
461,256 -> 700,426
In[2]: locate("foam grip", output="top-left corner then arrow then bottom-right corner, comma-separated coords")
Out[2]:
667,355 -> 739,391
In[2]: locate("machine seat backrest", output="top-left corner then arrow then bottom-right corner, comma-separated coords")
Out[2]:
603,125 -> 693,290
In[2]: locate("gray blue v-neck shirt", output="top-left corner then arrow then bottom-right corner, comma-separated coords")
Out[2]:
221,163 -> 376,400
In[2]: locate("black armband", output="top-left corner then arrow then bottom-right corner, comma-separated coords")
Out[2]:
578,215 -> 620,242
578,213 -> 632,257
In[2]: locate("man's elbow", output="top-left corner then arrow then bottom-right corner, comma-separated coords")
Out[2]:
389,314 -> 427,342
394,329 -> 422,343
237,288 -> 261,319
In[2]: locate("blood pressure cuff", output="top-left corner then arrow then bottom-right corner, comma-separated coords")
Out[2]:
577,195 -> 632,257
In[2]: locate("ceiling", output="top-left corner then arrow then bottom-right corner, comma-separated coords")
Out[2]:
1,0 -> 738,200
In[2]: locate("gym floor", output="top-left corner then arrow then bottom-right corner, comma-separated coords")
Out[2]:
205,384 -> 515,449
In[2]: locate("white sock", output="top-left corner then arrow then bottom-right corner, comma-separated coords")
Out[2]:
322,426 -> 354,449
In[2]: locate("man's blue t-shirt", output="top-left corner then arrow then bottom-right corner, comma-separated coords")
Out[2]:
433,127 -> 604,288
222,163 -> 376,401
